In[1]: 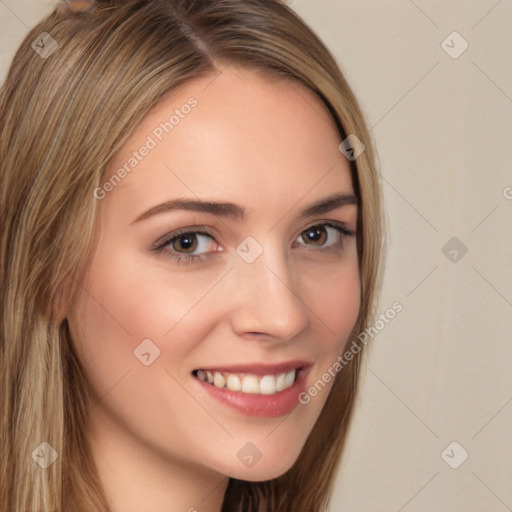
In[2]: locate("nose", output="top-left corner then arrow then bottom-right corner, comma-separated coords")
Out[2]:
229,245 -> 310,342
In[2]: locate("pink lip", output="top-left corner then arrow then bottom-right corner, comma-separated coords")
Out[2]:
193,360 -> 312,376
193,364 -> 313,418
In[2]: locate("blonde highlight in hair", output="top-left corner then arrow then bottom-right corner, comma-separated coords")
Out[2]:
0,1 -> 383,510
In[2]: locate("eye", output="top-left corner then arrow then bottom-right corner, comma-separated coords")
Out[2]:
152,221 -> 354,264
152,228 -> 218,264
296,222 -> 353,251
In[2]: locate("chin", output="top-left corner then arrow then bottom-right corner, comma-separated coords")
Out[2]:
227,446 -> 303,482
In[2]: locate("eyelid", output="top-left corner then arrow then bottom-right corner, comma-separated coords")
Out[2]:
151,219 -> 355,262
151,226 -> 216,251
152,220 -> 353,246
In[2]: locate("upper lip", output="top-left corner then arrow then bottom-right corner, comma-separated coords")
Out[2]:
193,360 -> 313,376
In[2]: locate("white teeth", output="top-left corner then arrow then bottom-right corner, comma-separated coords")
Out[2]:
213,371 -> 225,388
241,375 -> 260,393
226,374 -> 242,391
284,370 -> 295,388
195,369 -> 297,395
275,373 -> 287,392
259,375 -> 276,395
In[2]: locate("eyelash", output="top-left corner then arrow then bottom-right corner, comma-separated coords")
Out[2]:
152,221 -> 355,265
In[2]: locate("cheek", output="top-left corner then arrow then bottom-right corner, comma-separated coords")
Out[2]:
70,242 -> 361,400
66,246 -> 231,410
65,240 -> 362,479
66,250 -> 225,456
304,254 -> 361,353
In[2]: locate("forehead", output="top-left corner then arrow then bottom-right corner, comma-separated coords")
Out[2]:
100,66 -> 354,222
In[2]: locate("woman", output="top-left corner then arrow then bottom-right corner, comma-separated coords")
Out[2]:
0,0 -> 383,510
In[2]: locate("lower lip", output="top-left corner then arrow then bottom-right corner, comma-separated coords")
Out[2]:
194,368 -> 310,418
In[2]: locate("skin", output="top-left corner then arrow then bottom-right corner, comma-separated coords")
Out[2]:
66,65 -> 360,512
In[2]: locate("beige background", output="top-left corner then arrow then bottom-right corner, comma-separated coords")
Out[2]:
1,1 -> 511,511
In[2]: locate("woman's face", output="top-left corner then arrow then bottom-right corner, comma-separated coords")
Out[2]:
67,66 -> 360,483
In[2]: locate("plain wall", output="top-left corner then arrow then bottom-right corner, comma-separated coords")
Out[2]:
1,1 -> 511,511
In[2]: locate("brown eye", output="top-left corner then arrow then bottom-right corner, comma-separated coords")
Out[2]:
153,229 -> 219,264
172,233 -> 199,253
301,225 -> 328,246
298,223 -> 351,249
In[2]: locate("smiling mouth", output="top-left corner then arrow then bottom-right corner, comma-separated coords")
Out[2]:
192,368 -> 301,395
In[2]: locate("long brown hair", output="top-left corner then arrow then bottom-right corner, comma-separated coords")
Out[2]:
0,1 -> 383,510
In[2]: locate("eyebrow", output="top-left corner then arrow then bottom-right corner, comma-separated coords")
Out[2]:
131,192 -> 358,224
